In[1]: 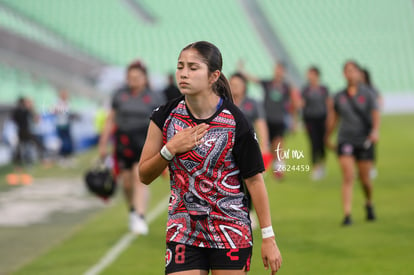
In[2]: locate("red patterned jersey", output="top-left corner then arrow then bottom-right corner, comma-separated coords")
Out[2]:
151,96 -> 264,249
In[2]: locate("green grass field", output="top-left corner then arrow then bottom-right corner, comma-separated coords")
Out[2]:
5,114 -> 414,275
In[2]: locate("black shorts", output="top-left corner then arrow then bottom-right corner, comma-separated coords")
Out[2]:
165,242 -> 252,274
337,142 -> 374,161
114,130 -> 145,170
267,121 -> 286,140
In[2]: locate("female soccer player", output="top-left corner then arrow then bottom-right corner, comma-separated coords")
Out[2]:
300,66 -> 331,180
139,41 -> 282,274
98,61 -> 160,234
326,60 -> 380,226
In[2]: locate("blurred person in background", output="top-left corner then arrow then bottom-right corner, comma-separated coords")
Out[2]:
230,72 -> 271,165
300,66 -> 331,180
326,60 -> 380,226
230,72 -> 271,229
27,98 -> 49,166
6,97 -> 37,185
163,73 -> 181,102
54,90 -> 74,166
239,61 -> 300,180
98,60 -> 160,235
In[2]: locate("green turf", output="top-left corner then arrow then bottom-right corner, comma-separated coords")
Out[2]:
11,114 -> 414,275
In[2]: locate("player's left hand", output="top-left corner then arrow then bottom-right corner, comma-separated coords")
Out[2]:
368,129 -> 379,143
261,237 -> 282,274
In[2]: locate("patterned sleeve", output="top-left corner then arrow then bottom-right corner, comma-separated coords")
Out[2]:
150,96 -> 183,130
232,107 -> 265,179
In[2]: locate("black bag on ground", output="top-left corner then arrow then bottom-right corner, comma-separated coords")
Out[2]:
84,158 -> 116,199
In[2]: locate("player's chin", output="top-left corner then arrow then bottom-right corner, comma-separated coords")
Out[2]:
179,88 -> 196,95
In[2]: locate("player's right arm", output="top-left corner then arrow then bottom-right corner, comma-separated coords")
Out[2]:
139,122 -> 209,185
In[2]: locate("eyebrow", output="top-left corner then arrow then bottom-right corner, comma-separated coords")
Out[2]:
177,61 -> 201,66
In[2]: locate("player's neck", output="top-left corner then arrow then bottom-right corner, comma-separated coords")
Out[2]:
185,92 -> 220,120
130,86 -> 145,95
310,81 -> 319,89
347,84 -> 358,96
273,76 -> 283,84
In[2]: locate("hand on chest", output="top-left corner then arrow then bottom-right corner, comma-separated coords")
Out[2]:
167,121 -> 235,174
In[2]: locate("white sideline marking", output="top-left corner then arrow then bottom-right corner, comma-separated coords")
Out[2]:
84,194 -> 170,275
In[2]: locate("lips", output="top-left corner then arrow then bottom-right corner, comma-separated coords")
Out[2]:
179,81 -> 189,87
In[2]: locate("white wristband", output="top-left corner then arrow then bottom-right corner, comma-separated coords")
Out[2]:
261,226 -> 275,239
160,145 -> 174,161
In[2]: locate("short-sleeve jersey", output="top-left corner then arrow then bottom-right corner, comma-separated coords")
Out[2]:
111,86 -> 160,133
238,97 -> 265,125
334,85 -> 378,145
151,96 -> 264,249
301,85 -> 329,119
260,80 -> 291,123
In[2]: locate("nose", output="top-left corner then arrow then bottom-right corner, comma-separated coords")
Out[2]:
180,68 -> 189,79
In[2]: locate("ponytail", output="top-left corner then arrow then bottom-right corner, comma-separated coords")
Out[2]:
214,73 -> 233,103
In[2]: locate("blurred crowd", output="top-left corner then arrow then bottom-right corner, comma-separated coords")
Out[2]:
2,89 -> 85,185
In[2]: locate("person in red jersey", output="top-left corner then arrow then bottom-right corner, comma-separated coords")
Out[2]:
139,41 -> 282,275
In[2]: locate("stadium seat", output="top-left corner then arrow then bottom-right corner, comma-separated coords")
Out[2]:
259,0 -> 414,93
2,0 -> 413,94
